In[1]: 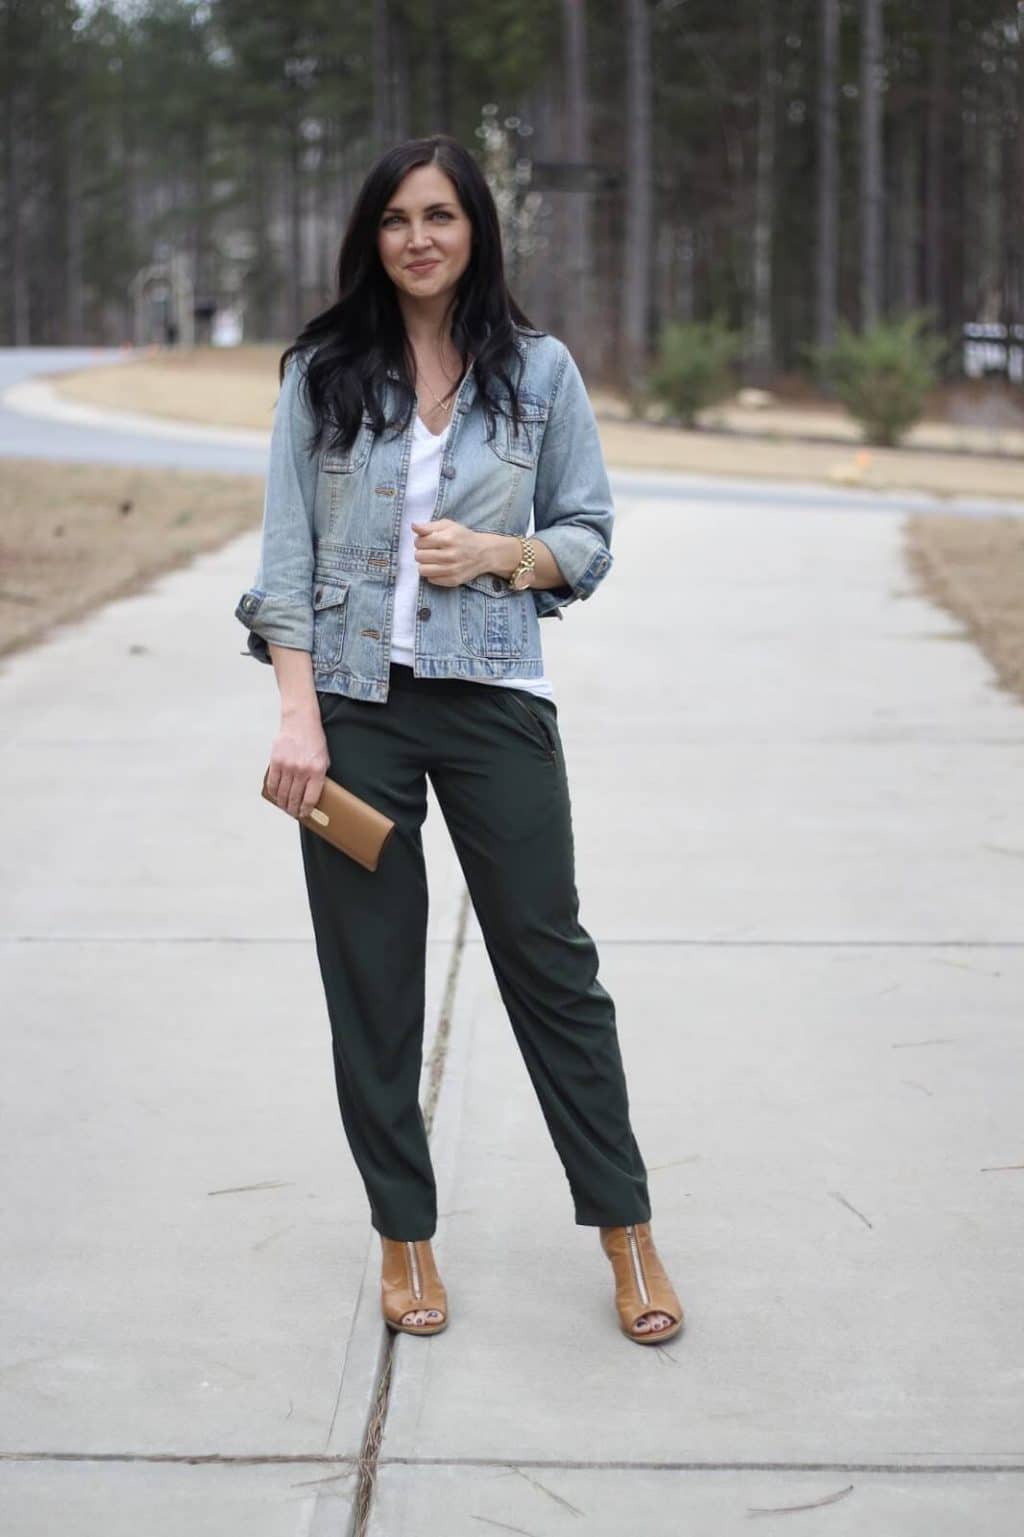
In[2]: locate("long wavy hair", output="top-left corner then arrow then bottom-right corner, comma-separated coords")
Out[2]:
280,134 -> 544,459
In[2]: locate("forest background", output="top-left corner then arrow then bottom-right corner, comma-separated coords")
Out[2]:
3,0 -> 1024,394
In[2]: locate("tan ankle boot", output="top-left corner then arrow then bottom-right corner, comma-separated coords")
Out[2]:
380,1236 -> 448,1336
599,1223 -> 684,1345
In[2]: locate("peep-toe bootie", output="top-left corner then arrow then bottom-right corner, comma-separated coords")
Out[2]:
380,1236 -> 448,1336
599,1222 -> 684,1345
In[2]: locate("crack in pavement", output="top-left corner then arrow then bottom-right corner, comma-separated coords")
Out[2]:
350,885 -> 472,1537
2,1452 -> 1023,1474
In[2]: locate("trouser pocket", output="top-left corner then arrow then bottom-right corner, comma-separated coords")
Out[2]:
497,687 -> 559,759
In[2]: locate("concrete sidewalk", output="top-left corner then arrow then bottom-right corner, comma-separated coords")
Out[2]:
2,478 -> 1023,1535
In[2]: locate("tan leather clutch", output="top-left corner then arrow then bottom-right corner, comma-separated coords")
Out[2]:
261,768 -> 396,872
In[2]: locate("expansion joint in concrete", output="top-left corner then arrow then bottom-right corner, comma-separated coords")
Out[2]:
349,885 -> 472,1537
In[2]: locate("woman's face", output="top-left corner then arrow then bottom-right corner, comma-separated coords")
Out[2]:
377,163 -> 473,306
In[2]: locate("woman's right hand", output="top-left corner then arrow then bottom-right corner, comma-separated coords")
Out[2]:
265,703 -> 330,819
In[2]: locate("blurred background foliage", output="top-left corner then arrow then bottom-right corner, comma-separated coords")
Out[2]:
2,0 -> 1023,403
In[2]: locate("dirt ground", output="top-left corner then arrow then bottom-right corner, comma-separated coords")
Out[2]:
904,513 -> 1024,704
53,344 -> 285,430
0,459 -> 263,660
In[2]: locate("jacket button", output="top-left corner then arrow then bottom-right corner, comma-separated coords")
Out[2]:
491,576 -> 503,591
418,605 -> 431,620
441,464 -> 456,479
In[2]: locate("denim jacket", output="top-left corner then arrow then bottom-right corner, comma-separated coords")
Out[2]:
233,325 -> 614,702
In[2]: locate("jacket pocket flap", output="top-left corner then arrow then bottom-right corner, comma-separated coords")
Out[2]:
461,571 -> 515,599
321,413 -> 375,473
313,579 -> 350,610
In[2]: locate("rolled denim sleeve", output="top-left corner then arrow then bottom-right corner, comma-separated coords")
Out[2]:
234,351 -> 318,664
530,343 -> 614,621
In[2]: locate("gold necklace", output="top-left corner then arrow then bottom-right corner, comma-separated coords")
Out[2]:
416,344 -> 464,418
421,382 -> 457,418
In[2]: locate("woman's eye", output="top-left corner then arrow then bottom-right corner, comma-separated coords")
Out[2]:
382,212 -> 453,227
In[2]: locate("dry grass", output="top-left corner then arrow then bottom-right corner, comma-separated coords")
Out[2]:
49,346 -> 1024,502
590,418 -> 1024,501
0,458 -> 262,659
51,344 -> 284,429
905,513 -> 1024,703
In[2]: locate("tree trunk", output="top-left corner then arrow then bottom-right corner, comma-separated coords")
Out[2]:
859,0 -> 884,328
816,0 -> 839,353
4,0 -> 30,344
622,0 -> 652,399
248,125 -> 272,341
749,0 -> 776,381
373,0 -> 391,151
66,109 -> 84,342
192,121 -> 210,339
427,0 -> 452,133
562,0 -> 592,367
287,106 -> 304,337
121,93 -> 141,346
6,89 -> 29,343
925,0 -> 949,320
895,115 -> 919,314
391,0 -> 409,143
1011,16 -> 1024,330
978,98 -> 1002,321
960,83 -> 979,322
526,81 -> 558,331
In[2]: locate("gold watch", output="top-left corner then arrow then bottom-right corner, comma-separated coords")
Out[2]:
508,536 -> 536,590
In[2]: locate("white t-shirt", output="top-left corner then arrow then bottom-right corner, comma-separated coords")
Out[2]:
389,413 -> 555,700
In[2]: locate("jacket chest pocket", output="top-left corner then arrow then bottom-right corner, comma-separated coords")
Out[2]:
311,579 -> 350,672
486,401 -> 549,469
320,412 -> 375,475
459,572 -> 529,660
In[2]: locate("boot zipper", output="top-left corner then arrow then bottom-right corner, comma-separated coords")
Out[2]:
405,1241 -> 422,1301
625,1225 -> 650,1307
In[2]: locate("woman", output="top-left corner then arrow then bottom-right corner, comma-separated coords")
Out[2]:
235,133 -> 683,1346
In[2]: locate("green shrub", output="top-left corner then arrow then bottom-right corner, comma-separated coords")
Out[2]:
813,312 -> 947,447
647,318 -> 742,428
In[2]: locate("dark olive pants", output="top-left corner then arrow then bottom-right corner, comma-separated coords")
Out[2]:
299,661 -> 651,1241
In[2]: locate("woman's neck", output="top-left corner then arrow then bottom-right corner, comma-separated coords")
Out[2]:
396,291 -> 457,354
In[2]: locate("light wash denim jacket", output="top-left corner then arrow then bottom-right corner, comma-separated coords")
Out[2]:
234,325 -> 614,702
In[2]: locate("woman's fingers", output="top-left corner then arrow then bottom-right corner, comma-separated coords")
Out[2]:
411,518 -> 484,586
266,766 -> 293,812
268,721 -> 329,820
272,771 -> 309,819
285,774 -> 306,819
296,770 -> 326,819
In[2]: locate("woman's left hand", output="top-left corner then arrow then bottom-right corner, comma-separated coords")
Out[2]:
411,518 -> 492,586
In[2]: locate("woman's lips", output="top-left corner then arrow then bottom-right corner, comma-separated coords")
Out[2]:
406,260 -> 440,273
